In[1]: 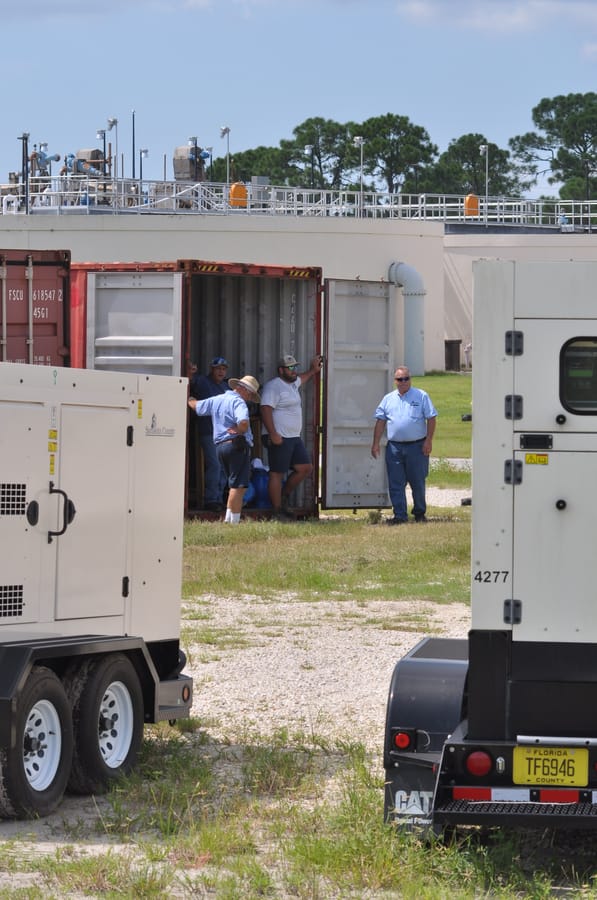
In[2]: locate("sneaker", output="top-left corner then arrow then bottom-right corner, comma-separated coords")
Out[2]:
386,517 -> 408,525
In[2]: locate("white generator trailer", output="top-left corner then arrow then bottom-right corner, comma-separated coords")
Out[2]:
0,362 -> 192,818
385,259 -> 597,832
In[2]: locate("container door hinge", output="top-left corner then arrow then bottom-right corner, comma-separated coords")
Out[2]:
504,599 -> 522,625
505,330 -> 524,356
122,576 -> 130,598
504,459 -> 523,485
505,395 -> 523,419
127,425 -> 134,446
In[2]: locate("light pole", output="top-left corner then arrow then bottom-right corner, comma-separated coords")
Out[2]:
18,132 -> 30,214
131,109 -> 136,178
107,117 -> 118,179
139,148 -> 148,182
479,143 -> 489,226
188,136 -> 198,181
353,136 -> 365,217
220,125 -> 230,185
96,129 -> 107,175
304,144 -> 314,188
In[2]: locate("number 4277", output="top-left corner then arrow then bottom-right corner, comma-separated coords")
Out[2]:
474,570 -> 509,583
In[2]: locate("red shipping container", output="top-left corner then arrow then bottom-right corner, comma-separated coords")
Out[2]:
0,250 -> 70,366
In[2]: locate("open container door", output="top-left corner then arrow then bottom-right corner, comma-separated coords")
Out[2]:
322,278 -> 394,510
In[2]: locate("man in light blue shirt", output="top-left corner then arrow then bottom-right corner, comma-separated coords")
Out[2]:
371,366 -> 437,524
189,374 -> 260,523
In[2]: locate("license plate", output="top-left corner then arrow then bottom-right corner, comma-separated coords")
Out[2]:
513,746 -> 588,787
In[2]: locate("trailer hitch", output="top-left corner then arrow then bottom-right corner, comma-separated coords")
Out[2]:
47,481 -> 76,543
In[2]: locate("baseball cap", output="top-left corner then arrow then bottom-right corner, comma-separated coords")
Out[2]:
278,354 -> 298,368
210,356 -> 228,367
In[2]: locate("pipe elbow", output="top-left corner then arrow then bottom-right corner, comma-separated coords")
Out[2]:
388,261 -> 426,296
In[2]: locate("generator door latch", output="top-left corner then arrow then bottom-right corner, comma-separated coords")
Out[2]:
504,459 -> 523,485
505,395 -> 523,419
504,599 -> 522,625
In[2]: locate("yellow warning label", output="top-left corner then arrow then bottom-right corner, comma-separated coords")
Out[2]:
525,453 -> 549,465
49,454 -> 55,475
48,429 -> 58,440
48,442 -> 57,452
138,399 -> 143,419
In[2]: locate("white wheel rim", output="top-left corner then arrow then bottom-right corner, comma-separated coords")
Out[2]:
23,699 -> 62,792
98,680 -> 134,769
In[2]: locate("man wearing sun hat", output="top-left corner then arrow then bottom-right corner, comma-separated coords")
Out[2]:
190,356 -> 230,512
189,374 -> 260,524
260,353 -> 322,520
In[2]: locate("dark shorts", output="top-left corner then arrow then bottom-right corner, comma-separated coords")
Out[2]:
216,439 -> 251,488
264,435 -> 310,474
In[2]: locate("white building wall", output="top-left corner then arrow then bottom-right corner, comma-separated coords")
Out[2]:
444,232 -> 597,364
0,214 -> 446,371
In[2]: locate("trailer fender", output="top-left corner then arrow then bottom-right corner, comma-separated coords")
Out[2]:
384,636 -> 468,828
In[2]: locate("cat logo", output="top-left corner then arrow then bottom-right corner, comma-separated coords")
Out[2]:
394,790 -> 434,821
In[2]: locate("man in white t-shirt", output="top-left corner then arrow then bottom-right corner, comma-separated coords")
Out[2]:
260,353 -> 322,519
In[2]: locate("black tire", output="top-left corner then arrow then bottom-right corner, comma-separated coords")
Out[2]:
64,653 -> 144,795
0,666 -> 73,819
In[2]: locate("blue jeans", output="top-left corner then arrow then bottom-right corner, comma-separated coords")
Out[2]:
198,432 -> 226,504
385,440 -> 429,521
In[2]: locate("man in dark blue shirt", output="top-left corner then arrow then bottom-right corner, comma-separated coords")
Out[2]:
190,357 -> 230,511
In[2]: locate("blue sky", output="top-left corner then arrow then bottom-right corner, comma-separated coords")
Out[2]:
3,0 -> 597,193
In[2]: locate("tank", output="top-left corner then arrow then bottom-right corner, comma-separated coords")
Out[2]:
464,193 -> 479,217
229,182 -> 248,208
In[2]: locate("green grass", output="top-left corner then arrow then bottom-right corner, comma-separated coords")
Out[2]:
9,728 -> 596,899
429,458 -> 471,489
182,514 -> 471,603
416,372 -> 472,460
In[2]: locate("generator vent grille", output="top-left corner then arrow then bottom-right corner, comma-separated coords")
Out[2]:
0,483 -> 26,516
0,585 -> 24,618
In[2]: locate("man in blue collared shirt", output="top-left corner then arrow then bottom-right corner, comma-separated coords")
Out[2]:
189,375 -> 260,524
371,366 -> 437,524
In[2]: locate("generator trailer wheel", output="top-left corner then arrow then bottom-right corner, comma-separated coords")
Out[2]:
0,666 -> 73,819
65,653 -> 144,795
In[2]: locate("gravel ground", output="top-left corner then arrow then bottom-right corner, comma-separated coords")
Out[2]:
190,486 -> 471,753
189,594 -> 470,754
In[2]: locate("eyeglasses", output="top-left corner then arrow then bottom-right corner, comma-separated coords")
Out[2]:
395,376 -> 410,383
285,365 -> 298,371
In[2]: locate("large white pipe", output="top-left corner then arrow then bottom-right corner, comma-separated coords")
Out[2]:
388,263 -> 427,375
388,261 -> 425,375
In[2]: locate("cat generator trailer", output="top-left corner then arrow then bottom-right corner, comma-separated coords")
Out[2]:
0,362 -> 192,818
385,259 -> 597,833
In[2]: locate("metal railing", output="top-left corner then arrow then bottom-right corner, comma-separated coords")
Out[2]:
1,174 -> 594,229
